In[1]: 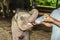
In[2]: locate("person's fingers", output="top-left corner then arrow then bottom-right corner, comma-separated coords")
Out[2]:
44,14 -> 50,18
43,14 -> 50,21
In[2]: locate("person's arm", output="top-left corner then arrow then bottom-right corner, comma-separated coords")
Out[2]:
51,18 -> 60,27
41,22 -> 52,27
34,20 -> 52,27
43,13 -> 60,27
33,15 -> 52,27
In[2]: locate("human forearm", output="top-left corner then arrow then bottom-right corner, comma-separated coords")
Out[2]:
34,20 -> 52,27
42,22 -> 52,27
52,18 -> 60,27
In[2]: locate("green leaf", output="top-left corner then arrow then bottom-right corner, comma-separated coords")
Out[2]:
47,0 -> 52,2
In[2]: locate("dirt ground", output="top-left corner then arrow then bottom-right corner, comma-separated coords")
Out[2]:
0,17 -> 51,40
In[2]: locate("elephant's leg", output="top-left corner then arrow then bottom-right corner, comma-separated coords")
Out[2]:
12,34 -> 19,40
22,31 -> 30,40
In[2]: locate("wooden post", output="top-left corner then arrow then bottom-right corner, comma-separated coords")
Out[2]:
56,0 -> 58,8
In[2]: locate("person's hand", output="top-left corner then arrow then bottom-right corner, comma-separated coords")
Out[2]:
43,13 -> 54,22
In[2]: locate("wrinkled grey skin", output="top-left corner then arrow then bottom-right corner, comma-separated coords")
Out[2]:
11,9 -> 38,40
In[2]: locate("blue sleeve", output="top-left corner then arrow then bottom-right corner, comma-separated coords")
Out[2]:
50,9 -> 60,21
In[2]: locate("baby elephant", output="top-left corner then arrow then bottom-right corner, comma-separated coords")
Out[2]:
11,9 -> 38,40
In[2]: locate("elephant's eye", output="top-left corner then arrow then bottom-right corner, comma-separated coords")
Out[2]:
20,16 -> 24,20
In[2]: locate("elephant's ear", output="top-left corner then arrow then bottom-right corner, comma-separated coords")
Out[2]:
12,13 -> 18,22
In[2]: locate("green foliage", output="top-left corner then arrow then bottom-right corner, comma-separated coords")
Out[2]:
30,0 -> 60,8
30,0 -> 33,6
58,0 -> 60,5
